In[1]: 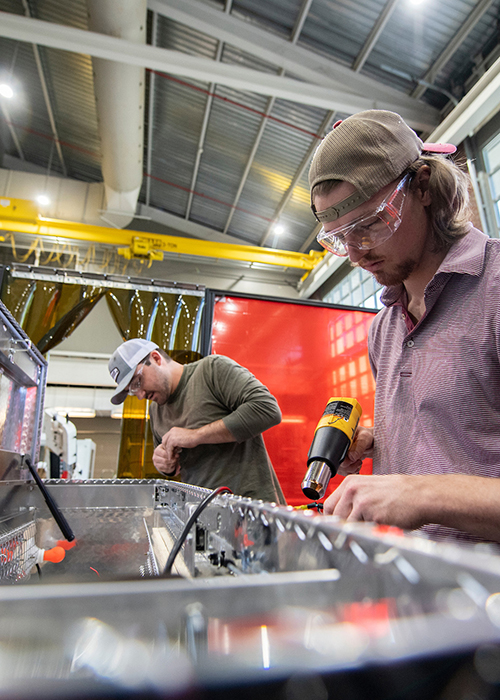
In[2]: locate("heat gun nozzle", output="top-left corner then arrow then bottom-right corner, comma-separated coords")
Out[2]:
301,460 -> 332,500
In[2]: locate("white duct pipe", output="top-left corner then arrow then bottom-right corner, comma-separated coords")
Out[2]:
86,0 -> 146,228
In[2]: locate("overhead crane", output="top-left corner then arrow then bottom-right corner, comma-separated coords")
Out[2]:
0,197 -> 325,273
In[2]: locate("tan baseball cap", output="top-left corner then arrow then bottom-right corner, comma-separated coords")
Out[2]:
309,110 -> 456,223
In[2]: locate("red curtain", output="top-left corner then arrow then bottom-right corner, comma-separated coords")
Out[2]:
211,296 -> 376,506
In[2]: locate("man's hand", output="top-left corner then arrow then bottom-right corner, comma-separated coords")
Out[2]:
324,473 -> 500,543
323,474 -> 427,530
161,420 -> 236,462
162,427 -> 202,461
152,443 -> 181,477
155,420 -> 237,476
338,426 -> 374,475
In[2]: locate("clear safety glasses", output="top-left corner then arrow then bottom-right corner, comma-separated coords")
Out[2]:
127,363 -> 144,396
316,174 -> 409,257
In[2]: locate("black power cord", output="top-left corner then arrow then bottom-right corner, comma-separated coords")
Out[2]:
162,486 -> 232,577
24,455 -> 75,542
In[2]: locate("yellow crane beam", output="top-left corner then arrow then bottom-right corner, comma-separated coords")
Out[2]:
0,198 -> 325,271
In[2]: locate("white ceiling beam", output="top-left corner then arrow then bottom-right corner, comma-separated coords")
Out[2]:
427,54 -> 500,145
0,11 -> 438,129
352,0 -> 399,73
0,101 -> 24,160
299,222 -> 322,254
185,45 -> 223,221
290,0 -> 314,44
147,0 -> 403,100
147,0 -> 438,129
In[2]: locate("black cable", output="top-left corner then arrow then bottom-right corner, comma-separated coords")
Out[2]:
308,502 -> 324,512
162,486 -> 232,577
24,455 -> 75,542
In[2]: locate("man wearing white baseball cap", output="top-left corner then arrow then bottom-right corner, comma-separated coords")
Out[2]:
108,339 -> 285,504
309,110 -> 500,544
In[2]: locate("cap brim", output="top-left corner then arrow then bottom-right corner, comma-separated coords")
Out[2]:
422,142 -> 457,154
110,366 -> 136,405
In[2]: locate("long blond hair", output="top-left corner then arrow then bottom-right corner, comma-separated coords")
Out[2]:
405,155 -> 471,251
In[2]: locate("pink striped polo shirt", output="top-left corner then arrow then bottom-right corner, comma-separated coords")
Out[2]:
369,226 -> 500,543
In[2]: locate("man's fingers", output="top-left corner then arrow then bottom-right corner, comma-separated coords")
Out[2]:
347,444 -> 366,463
338,459 -> 363,476
331,491 -> 354,520
165,446 -> 181,461
346,508 -> 363,522
159,460 -> 179,476
324,476 -> 362,519
163,460 -> 180,477
323,484 -> 344,515
163,435 -> 176,461
162,432 -> 183,459
347,427 -> 374,463
153,443 -> 181,475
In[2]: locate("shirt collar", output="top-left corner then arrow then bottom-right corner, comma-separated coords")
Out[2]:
437,225 -> 488,275
380,226 -> 488,307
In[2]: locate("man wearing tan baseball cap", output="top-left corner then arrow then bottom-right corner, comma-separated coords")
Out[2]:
310,110 -> 500,544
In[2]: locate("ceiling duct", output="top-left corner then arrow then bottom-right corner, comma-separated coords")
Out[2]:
86,0 -> 146,229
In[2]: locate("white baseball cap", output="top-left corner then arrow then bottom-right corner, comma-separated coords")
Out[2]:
108,338 -> 158,405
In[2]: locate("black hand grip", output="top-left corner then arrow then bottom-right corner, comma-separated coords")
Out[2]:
24,456 -> 75,542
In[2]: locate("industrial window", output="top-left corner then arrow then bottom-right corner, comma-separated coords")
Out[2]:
482,132 -> 500,235
323,267 -> 383,310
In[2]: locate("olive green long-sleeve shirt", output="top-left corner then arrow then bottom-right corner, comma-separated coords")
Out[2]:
149,355 -> 285,503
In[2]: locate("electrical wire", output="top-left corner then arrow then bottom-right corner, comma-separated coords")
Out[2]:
162,486 -> 232,577
8,232 -> 40,263
294,502 -> 324,512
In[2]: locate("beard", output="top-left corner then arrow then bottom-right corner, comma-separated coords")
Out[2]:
154,378 -> 171,405
147,370 -> 172,406
360,257 -> 418,287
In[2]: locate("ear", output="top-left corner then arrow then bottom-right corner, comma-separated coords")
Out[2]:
150,349 -> 162,366
413,165 -> 432,206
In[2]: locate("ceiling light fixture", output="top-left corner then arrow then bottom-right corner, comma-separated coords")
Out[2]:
0,84 -> 14,99
36,194 -> 50,206
274,223 -> 285,236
